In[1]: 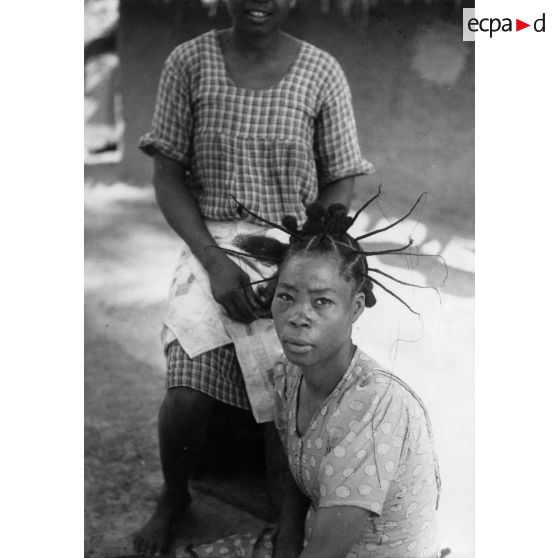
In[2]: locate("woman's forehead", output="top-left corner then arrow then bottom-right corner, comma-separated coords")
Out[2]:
279,252 -> 347,288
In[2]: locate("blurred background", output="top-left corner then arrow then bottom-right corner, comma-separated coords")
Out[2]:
85,1 -> 474,556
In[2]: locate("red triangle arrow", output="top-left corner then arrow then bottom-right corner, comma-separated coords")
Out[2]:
516,19 -> 530,31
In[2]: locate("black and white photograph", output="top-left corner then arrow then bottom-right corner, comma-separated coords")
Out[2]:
84,1 -> 474,557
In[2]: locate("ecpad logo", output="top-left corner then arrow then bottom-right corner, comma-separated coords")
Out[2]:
463,9 -> 546,41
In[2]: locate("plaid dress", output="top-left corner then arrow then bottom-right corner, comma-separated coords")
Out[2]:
139,30 -> 374,410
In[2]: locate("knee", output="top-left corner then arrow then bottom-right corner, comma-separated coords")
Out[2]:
160,387 -> 214,422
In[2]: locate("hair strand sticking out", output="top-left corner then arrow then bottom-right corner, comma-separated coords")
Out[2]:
216,191 -> 444,315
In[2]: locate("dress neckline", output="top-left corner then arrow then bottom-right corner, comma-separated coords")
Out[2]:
211,29 -> 305,92
293,347 -> 361,439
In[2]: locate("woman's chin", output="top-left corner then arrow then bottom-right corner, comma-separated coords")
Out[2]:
283,343 -> 314,365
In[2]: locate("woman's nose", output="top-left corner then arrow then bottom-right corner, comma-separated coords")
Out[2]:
288,308 -> 311,327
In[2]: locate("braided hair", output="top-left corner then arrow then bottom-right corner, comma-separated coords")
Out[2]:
226,188 -> 441,316
236,203 -> 376,308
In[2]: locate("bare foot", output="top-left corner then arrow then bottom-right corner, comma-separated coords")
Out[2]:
133,488 -> 191,556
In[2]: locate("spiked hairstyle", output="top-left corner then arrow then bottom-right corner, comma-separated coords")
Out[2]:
219,187 -> 442,316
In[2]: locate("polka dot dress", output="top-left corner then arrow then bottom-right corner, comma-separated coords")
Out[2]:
274,348 -> 442,558
187,528 -> 275,557
188,349 -> 442,558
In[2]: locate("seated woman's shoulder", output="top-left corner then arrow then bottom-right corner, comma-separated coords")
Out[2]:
352,350 -> 425,413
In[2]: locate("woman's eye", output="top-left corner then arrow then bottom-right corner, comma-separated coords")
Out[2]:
314,297 -> 333,306
276,292 -> 293,302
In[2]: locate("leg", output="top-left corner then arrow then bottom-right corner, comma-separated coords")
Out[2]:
134,386 -> 215,556
159,386 -> 215,505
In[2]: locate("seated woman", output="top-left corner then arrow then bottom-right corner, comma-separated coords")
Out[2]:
187,199 -> 444,558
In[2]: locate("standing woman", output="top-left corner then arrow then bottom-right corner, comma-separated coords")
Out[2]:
134,1 -> 374,555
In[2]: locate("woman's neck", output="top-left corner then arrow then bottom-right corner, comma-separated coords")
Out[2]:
301,341 -> 356,401
228,27 -> 285,60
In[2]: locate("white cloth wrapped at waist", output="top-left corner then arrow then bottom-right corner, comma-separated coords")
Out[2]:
161,220 -> 285,423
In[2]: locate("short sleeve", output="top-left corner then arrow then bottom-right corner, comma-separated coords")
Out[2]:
317,388 -> 410,515
313,58 -> 375,186
138,51 -> 192,165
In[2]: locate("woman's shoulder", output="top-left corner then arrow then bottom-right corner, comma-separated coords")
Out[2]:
296,38 -> 339,67
281,36 -> 342,80
347,351 -> 435,443
164,30 -> 217,73
349,350 -> 425,411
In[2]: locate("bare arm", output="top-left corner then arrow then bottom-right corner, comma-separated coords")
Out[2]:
153,153 -> 262,323
273,474 -> 310,558
298,506 -> 370,558
315,176 -> 355,209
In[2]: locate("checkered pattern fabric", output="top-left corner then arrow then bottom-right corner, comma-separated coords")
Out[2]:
166,340 -> 250,410
139,30 -> 374,226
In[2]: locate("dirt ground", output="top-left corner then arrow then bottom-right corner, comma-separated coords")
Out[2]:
85,3 -> 474,557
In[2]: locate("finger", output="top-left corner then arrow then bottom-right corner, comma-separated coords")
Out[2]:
255,307 -> 272,319
255,289 -> 273,310
232,300 -> 254,323
222,292 -> 254,323
220,287 -> 258,323
221,298 -> 244,323
242,283 -> 262,311
234,289 -> 259,322
227,291 -> 255,323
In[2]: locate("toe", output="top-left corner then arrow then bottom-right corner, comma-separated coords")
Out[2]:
138,538 -> 149,556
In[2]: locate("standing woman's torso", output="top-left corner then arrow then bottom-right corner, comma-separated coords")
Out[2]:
186,30 -> 325,224
141,30 -> 374,225
217,29 -> 303,90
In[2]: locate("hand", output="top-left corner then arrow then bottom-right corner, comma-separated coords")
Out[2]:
206,254 -> 263,323
253,281 -> 277,319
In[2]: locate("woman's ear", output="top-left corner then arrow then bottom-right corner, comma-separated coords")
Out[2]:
352,292 -> 365,323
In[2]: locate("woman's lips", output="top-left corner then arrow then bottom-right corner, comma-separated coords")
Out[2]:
282,338 -> 313,354
245,9 -> 272,22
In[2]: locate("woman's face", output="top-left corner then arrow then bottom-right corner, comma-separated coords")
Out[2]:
226,0 -> 295,35
271,252 -> 365,369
